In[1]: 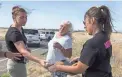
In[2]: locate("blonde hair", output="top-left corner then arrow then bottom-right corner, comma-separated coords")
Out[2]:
12,6 -> 27,19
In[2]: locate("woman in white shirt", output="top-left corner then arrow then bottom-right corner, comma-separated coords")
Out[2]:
46,21 -> 73,77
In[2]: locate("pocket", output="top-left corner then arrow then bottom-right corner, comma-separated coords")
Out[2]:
7,60 -> 17,70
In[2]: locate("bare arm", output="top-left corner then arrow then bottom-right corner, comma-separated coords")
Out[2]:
49,61 -> 88,74
53,42 -> 72,58
14,41 -> 45,66
60,47 -> 72,58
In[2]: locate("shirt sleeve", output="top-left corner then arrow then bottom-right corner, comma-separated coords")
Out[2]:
0,43 -> 2,51
63,38 -> 72,49
79,40 -> 97,66
10,31 -> 23,43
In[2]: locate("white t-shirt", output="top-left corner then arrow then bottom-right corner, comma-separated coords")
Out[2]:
46,32 -> 72,64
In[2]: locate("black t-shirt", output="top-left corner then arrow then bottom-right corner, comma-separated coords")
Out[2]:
5,26 -> 27,62
79,31 -> 112,77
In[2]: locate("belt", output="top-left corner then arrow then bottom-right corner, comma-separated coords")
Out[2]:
13,57 -> 27,64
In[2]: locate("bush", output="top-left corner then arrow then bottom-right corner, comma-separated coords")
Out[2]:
1,73 -> 10,77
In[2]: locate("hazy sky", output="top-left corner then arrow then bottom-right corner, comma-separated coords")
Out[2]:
0,1 -> 122,31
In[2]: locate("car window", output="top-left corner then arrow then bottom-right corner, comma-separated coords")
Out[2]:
24,29 -> 38,35
46,32 -> 49,34
40,32 -> 45,34
50,32 -> 54,34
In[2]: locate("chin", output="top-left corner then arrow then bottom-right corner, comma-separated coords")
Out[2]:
88,32 -> 92,35
61,33 -> 64,36
22,24 -> 26,26
22,23 -> 26,26
61,33 -> 66,36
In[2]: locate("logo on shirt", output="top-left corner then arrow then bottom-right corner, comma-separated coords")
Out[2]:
104,40 -> 111,49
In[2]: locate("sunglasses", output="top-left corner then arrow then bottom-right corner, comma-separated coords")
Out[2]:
83,21 -> 86,29
83,21 -> 86,25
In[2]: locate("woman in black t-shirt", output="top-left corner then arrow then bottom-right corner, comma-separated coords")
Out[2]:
48,5 -> 113,77
5,6 -> 46,77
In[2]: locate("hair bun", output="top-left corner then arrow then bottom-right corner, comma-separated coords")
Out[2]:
12,6 -> 19,10
12,6 -> 20,12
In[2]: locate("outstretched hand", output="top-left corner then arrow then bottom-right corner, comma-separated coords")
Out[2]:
44,63 -> 54,69
39,60 -> 47,67
48,64 -> 57,73
48,61 -> 64,72
70,57 -> 79,64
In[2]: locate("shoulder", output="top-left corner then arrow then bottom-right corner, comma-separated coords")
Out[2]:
6,27 -> 21,38
53,32 -> 58,38
6,27 -> 19,37
85,32 -> 107,48
8,27 -> 20,33
64,35 -> 72,41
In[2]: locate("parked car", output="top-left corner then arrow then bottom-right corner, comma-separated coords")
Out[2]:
23,29 -> 41,47
39,31 -> 55,41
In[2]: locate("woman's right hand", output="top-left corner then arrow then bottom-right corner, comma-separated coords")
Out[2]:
44,63 -> 54,69
39,59 -> 48,67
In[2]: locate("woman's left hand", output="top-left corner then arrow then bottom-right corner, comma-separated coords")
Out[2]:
48,64 -> 57,72
53,42 -> 62,50
6,52 -> 22,60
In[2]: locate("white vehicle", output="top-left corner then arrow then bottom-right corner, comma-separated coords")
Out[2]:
39,31 -> 55,41
24,29 -> 41,47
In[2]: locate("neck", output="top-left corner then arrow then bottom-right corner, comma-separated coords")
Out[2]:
92,25 -> 100,36
93,29 -> 99,35
58,32 -> 62,36
12,23 -> 22,31
56,32 -> 64,38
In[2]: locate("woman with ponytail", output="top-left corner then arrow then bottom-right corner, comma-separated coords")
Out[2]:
48,5 -> 113,77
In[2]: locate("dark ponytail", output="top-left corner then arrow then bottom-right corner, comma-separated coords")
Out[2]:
85,5 -> 113,39
99,5 -> 112,38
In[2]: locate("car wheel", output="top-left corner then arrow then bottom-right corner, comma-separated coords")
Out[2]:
40,39 -> 42,41
37,43 -> 41,47
47,37 -> 51,41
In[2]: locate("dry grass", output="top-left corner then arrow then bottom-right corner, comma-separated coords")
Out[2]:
0,28 -> 8,41
0,28 -> 122,77
27,32 -> 122,77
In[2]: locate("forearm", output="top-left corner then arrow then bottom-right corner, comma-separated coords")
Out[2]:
56,65 -> 79,74
20,50 -> 40,63
60,47 -> 72,58
14,41 -> 41,63
26,54 -> 40,63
